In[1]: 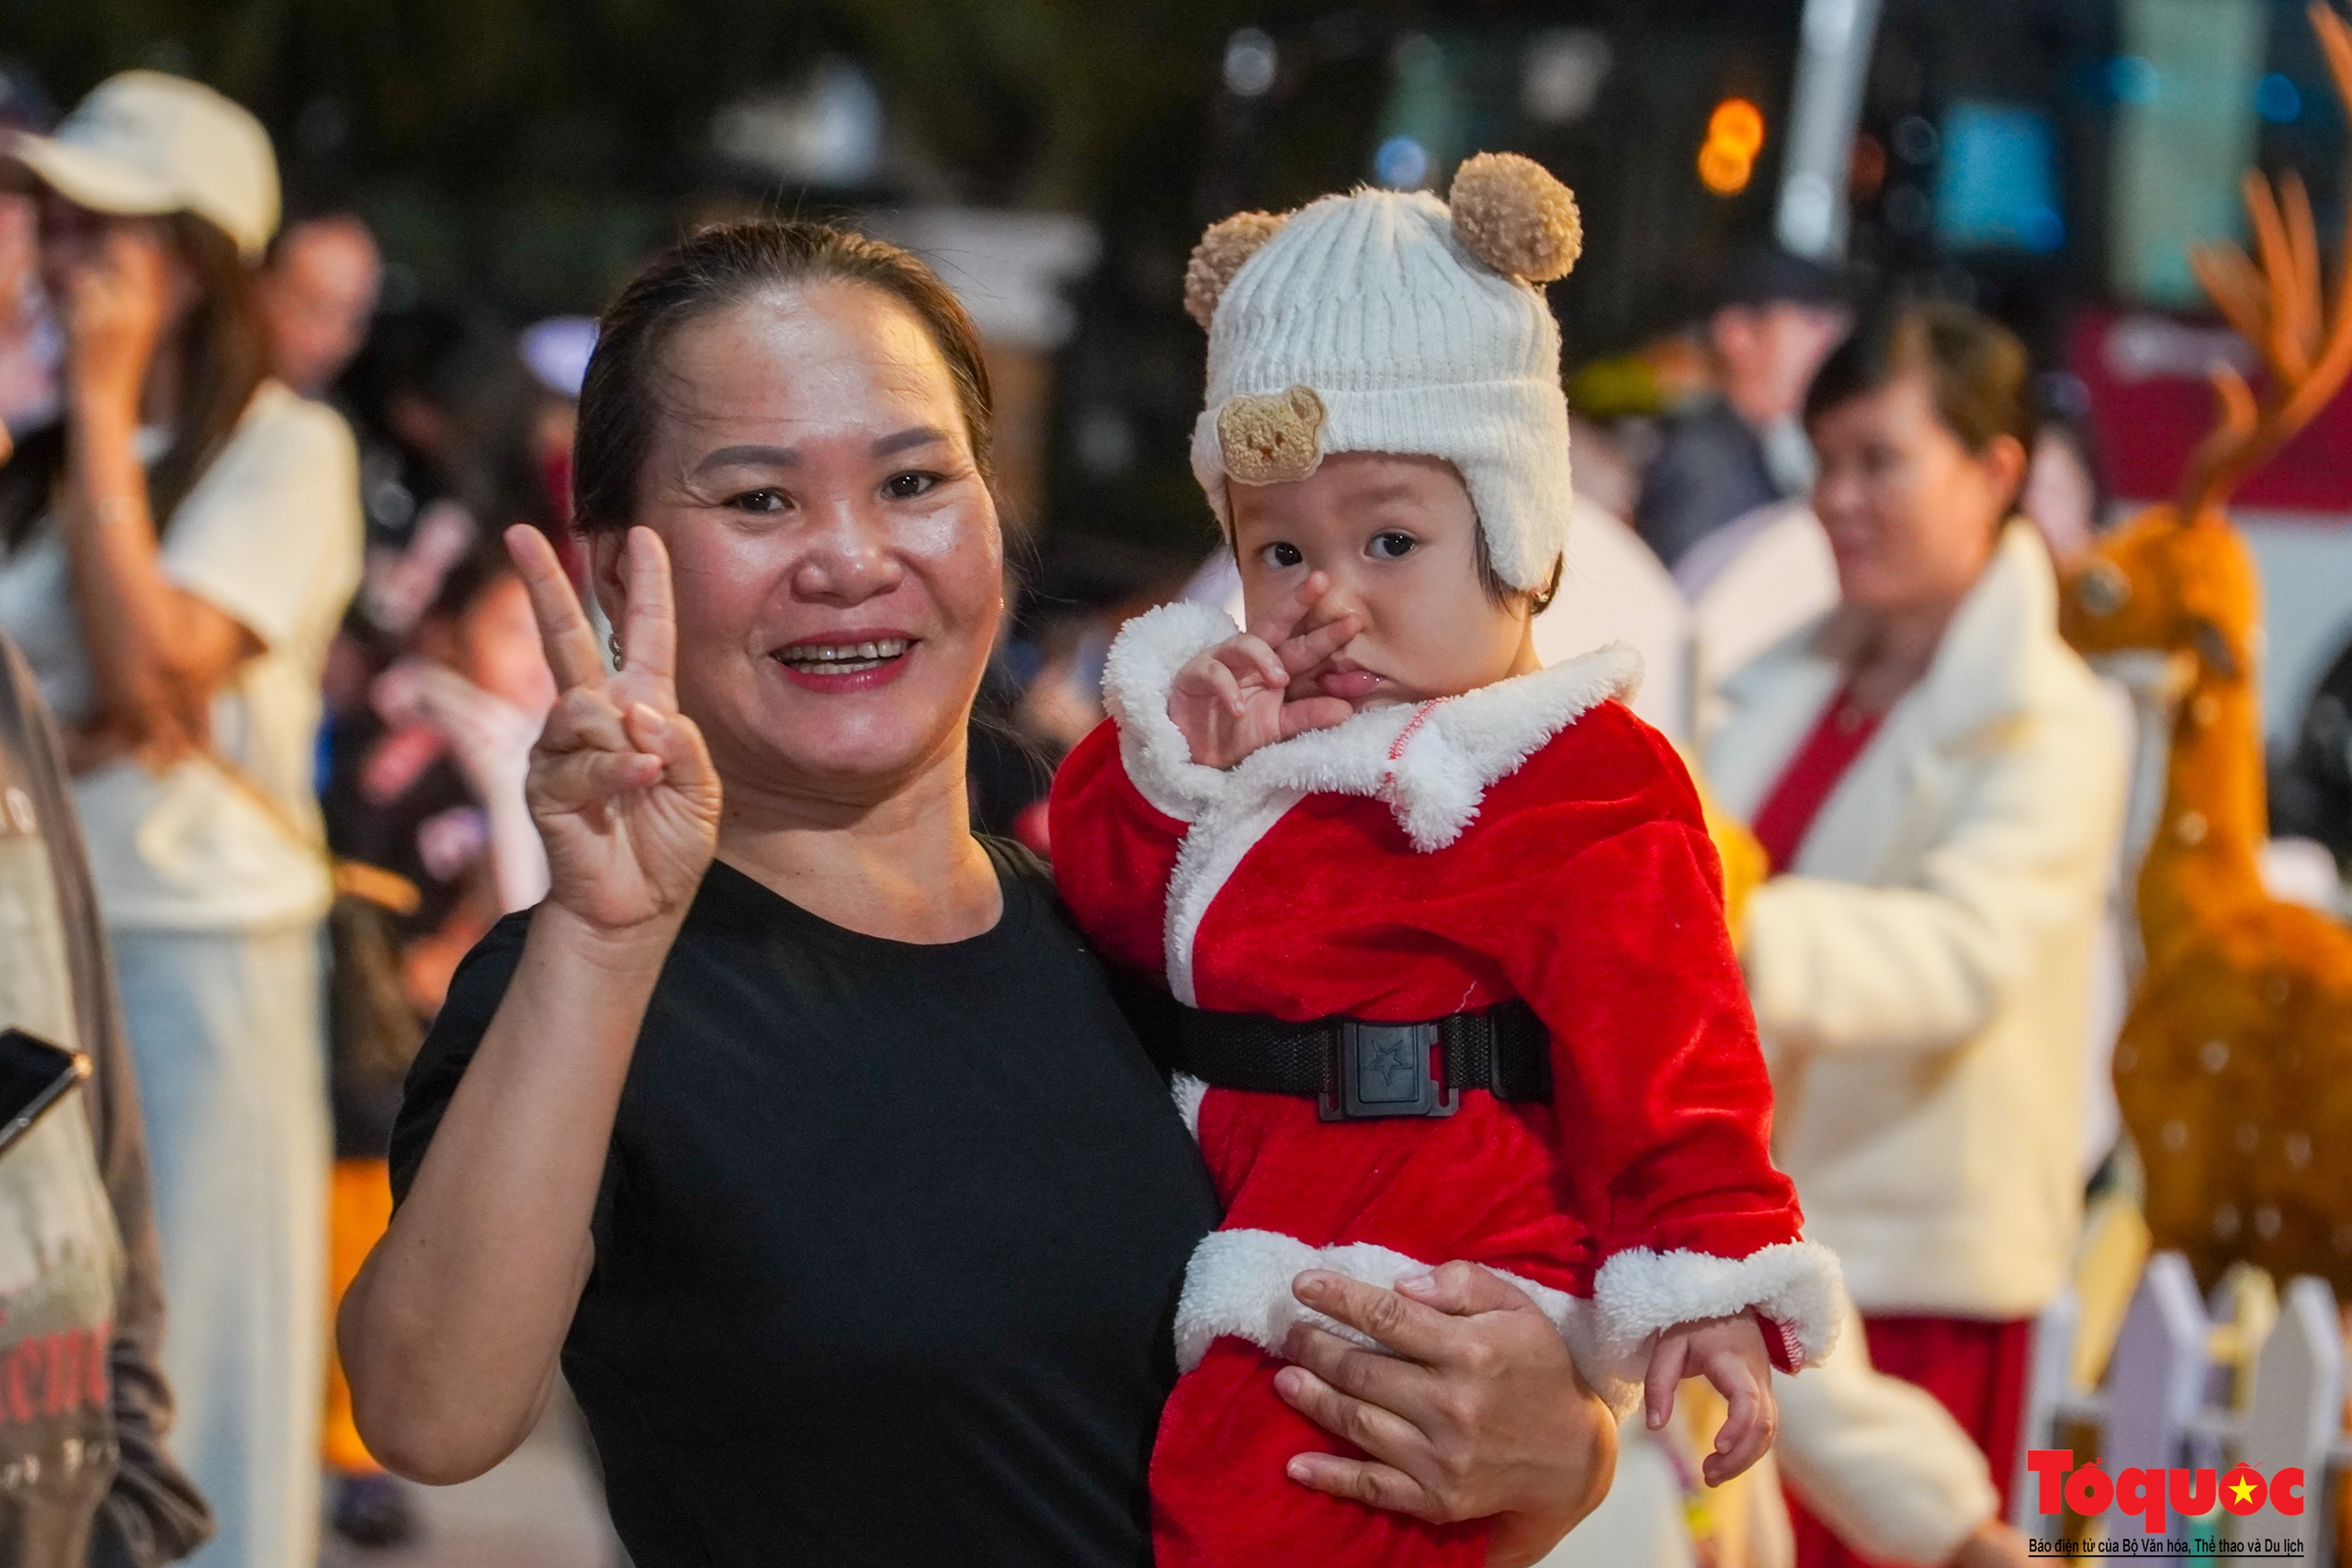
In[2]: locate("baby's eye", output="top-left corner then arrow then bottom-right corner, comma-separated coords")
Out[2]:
729,488 -> 789,514
1258,541 -> 1304,570
1369,531 -> 1417,560
883,471 -> 939,500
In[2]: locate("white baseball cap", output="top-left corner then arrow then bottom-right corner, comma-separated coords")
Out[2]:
4,71 -> 279,259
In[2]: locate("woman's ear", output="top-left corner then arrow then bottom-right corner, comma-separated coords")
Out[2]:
1984,433 -> 2030,514
589,527 -> 629,631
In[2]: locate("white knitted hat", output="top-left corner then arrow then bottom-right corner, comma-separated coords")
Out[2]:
1185,152 -> 1583,592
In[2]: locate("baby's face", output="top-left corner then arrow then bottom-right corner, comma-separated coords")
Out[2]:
1231,452 -> 1536,711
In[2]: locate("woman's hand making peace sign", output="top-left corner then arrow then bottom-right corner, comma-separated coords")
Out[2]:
506,525 -> 723,934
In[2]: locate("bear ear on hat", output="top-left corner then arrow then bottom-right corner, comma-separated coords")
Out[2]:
1184,209 -> 1289,329
1449,152 -> 1582,284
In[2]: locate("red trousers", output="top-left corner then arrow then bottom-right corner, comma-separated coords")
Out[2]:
1789,1314 -> 2032,1568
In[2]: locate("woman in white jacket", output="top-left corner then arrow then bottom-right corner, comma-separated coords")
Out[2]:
1706,305 -> 2125,1568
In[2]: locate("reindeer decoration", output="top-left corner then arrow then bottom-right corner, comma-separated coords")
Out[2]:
2057,0 -> 2352,1298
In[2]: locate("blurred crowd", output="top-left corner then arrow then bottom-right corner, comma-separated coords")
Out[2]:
0,45 -> 2345,1568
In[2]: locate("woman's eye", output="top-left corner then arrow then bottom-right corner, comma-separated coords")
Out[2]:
1258,541 -> 1304,570
1370,531 -> 1417,560
729,488 -> 788,514
884,471 -> 938,500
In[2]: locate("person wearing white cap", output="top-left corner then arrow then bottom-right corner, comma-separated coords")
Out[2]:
0,71 -> 362,1568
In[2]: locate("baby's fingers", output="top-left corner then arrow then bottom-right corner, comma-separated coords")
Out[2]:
1644,1335 -> 1687,1432
1277,611 -> 1362,674
1701,1371 -> 1776,1486
1174,655 -> 1249,718
1246,570 -> 1329,648
1211,635 -> 1289,691
1277,695 -> 1355,739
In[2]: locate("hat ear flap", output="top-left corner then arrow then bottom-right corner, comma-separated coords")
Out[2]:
1184,210 -> 1290,329
1448,152 -> 1582,284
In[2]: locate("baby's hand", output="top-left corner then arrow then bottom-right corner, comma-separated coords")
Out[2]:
1169,571 -> 1360,769
1645,1312 -> 1778,1487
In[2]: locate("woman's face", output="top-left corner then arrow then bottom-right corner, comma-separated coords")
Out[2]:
600,281 -> 1003,810
1808,372 -> 2022,619
36,197 -> 198,329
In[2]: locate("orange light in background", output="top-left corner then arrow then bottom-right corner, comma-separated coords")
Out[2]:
1698,97 -> 1766,197
1849,132 -> 1888,197
1698,142 -> 1753,195
1709,98 -> 1766,158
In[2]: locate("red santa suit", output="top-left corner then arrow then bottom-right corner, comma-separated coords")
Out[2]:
1050,600 -> 1846,1568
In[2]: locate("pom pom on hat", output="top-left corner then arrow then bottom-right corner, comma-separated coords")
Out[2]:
1449,152 -> 1582,283
1184,210 -> 1289,329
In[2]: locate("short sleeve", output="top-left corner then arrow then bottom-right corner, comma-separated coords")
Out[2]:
389,911 -> 533,1206
161,388 -> 364,651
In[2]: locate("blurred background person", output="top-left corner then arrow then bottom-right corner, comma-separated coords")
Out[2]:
1636,246 -> 1851,583
0,618 -> 216,1567
254,211 -> 381,401
0,73 -> 362,1568
0,62 -> 58,435
1705,304 -> 2125,1568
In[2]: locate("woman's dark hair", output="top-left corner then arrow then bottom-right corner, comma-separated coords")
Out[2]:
1803,300 -> 2033,457
1,210 -> 271,552
571,220 -> 996,532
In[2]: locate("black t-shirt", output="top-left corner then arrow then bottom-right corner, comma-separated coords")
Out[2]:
390,840 -> 1219,1566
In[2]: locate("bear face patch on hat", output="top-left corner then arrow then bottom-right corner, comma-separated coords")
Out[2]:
1187,152 -> 1582,594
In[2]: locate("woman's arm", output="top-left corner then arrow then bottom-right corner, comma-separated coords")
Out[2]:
56,226 -> 259,761
342,904 -> 671,1481
338,525 -> 720,1483
1272,1264 -> 1618,1568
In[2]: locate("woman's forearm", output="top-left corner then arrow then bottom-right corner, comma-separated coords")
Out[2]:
339,902 -> 677,1483
60,401 -> 257,750
60,404 -> 186,741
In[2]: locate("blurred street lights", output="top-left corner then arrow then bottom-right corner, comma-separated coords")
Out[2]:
1778,0 -> 1883,258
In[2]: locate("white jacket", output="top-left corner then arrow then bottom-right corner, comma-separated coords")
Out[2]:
1707,525 -> 2126,1319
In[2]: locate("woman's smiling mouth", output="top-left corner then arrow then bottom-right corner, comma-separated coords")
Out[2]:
774,637 -> 911,675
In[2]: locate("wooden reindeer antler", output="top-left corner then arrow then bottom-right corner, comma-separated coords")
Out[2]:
2176,1 -> 2352,519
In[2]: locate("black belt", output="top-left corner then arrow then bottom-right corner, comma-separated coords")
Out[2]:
1173,1000 -> 1551,1122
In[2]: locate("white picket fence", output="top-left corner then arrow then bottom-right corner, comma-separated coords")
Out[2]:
2012,1252 -> 2349,1560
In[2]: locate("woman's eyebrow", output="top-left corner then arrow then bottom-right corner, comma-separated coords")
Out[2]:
694,444 -> 798,473
870,425 -> 948,458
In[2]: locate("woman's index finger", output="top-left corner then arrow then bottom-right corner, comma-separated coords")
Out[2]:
1295,1270 -> 1453,1366
505,525 -> 605,693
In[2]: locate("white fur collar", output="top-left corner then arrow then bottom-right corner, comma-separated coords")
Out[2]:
1102,599 -> 1642,853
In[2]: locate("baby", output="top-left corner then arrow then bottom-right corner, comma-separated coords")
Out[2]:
1048,155 -> 1843,1567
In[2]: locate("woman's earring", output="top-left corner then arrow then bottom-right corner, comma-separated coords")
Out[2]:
608,633 -> 624,666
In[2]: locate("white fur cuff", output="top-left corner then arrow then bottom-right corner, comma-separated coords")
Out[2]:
1593,1239 -> 1846,1372
1172,1228 -> 1644,1415
1100,600 -> 1240,823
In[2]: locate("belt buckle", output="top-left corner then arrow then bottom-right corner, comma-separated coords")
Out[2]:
1320,1021 -> 1458,1122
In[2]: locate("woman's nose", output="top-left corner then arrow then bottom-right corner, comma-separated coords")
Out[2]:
791,502 -> 904,604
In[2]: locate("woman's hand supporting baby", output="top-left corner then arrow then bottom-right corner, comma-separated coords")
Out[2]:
1169,571 -> 1361,768
1645,1311 -> 1779,1486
